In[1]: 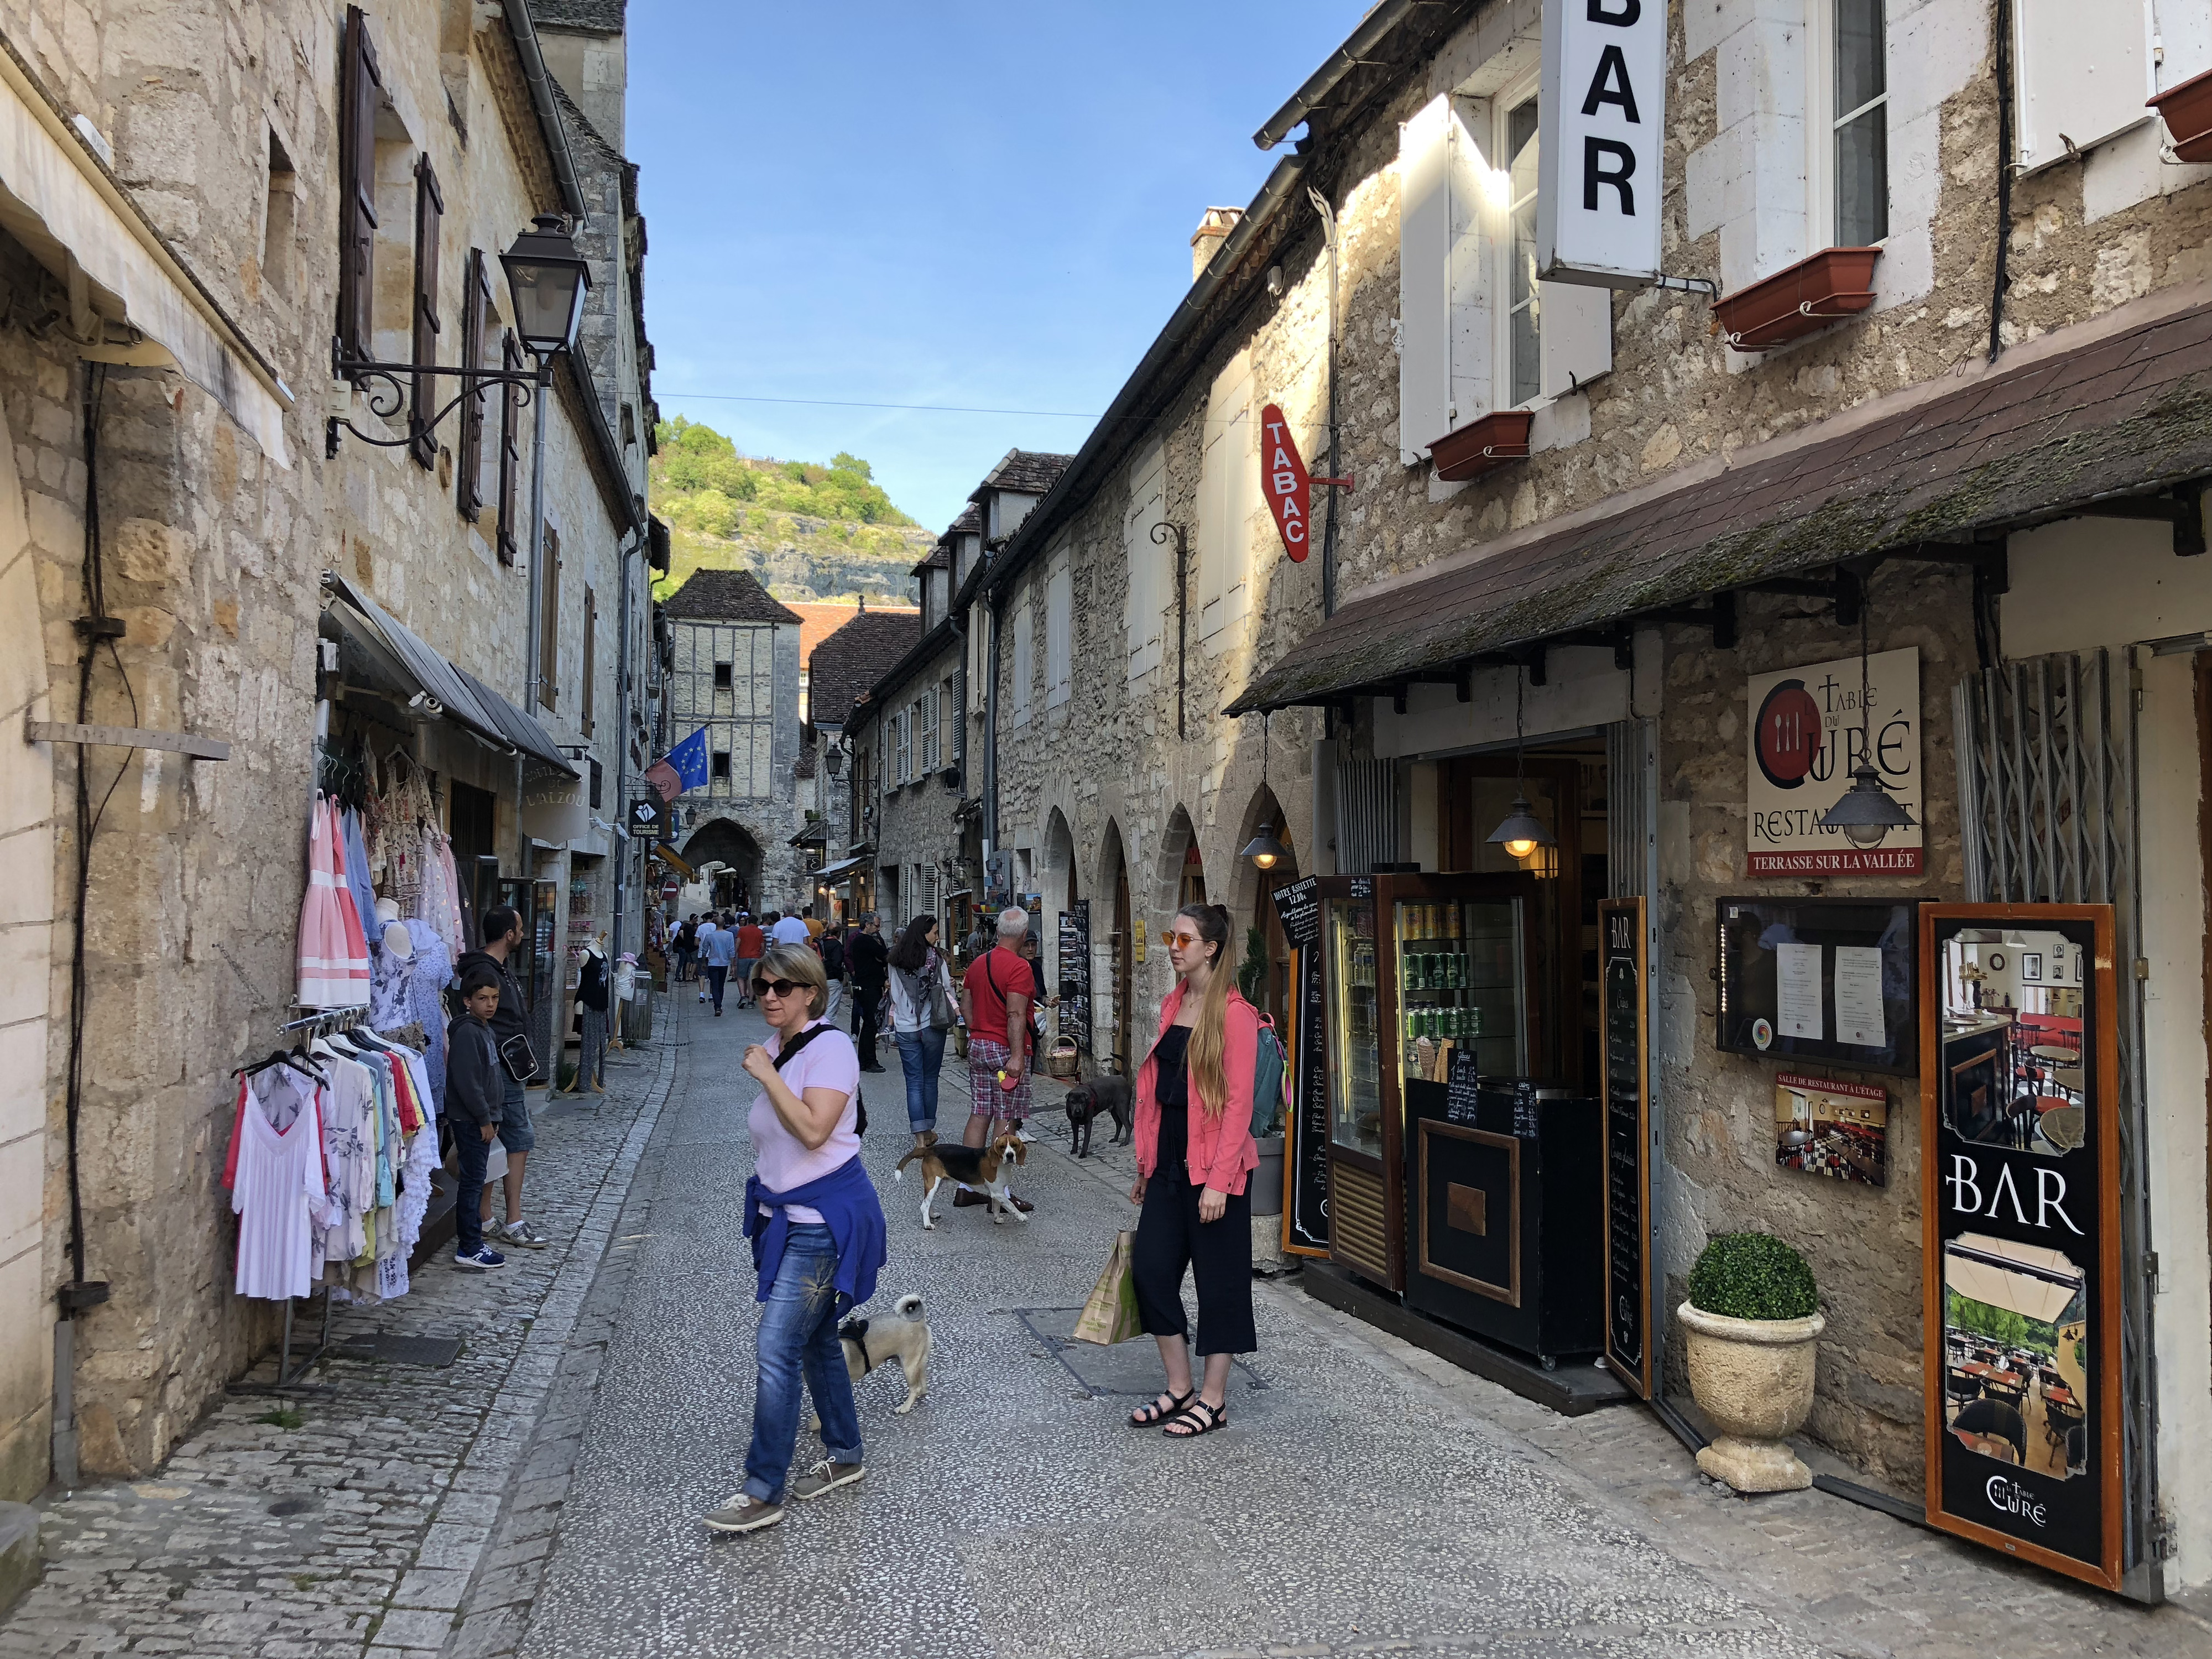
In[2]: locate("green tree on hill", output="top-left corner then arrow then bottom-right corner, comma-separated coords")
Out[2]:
652,418 -> 915,527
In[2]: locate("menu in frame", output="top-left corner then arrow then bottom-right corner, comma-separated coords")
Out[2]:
1599,897 -> 1652,1400
1284,942 -> 1331,1257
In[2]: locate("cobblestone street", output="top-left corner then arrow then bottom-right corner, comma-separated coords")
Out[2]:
8,995 -> 2212,1657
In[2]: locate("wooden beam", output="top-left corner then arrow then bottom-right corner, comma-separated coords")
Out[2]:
26,719 -> 231,760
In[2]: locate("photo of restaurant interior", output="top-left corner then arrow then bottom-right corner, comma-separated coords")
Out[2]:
1943,1234 -> 2089,1480
1939,928 -> 2087,1156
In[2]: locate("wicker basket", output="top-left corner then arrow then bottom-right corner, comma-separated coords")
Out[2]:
1045,1035 -> 1082,1079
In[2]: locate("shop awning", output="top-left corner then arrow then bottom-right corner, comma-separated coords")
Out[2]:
813,854 -> 867,884
0,39 -> 290,462
790,821 -> 828,847
1229,295 -> 2212,714
321,571 -> 576,778
651,843 -> 697,880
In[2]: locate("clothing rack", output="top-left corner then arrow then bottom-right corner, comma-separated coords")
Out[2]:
281,1004 -> 369,1035
225,1285 -> 335,1395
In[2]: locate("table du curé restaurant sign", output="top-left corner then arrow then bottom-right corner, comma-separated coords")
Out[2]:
1746,648 -> 1922,876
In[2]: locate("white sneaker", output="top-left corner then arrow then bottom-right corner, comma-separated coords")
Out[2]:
502,1219 -> 549,1249
482,1218 -> 506,1242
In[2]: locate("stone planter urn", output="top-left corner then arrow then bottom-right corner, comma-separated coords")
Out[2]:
1678,1301 -> 1827,1492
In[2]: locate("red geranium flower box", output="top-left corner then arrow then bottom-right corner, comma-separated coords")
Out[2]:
1428,409 -> 1535,482
1713,247 -> 1882,353
2150,66 -> 2212,163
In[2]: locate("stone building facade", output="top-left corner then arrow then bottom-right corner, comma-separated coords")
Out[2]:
663,567 -> 805,914
0,0 -> 654,1498
979,0 -> 2212,1597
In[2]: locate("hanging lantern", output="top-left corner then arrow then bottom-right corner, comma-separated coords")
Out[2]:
1817,760 -> 1917,848
1486,793 -> 1554,860
1241,821 -> 1289,870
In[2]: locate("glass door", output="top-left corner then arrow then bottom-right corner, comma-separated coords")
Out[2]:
1326,887 -> 1383,1158
1394,891 -> 1530,1083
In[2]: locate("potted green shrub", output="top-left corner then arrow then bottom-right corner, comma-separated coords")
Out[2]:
1679,1232 -> 1825,1492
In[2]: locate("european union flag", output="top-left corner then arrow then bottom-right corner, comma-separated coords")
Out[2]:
662,727 -> 712,795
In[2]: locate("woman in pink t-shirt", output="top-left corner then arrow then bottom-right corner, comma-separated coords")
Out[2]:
703,942 -> 884,1536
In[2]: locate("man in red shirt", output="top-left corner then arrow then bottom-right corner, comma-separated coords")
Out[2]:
734,914 -> 768,1007
958,906 -> 1036,1211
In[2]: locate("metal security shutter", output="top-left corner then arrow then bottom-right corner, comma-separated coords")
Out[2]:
1334,757 -> 1398,875
1952,648 -> 2161,1582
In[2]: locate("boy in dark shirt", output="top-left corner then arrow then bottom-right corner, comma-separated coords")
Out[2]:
446,967 -> 508,1271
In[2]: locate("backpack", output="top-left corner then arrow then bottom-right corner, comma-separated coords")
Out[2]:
1250,1014 -> 1288,1140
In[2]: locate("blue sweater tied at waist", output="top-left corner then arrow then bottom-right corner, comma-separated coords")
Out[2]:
743,1154 -> 888,1316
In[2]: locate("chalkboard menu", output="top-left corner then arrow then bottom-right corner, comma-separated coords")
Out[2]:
1599,897 -> 1652,1400
1057,901 -> 1092,1056
1271,875 -> 1321,951
1284,942 -> 1331,1256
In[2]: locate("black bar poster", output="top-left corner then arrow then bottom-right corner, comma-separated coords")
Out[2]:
1057,901 -> 1091,1056
1921,904 -> 2122,1592
1284,941 -> 1330,1257
1599,897 -> 1651,1400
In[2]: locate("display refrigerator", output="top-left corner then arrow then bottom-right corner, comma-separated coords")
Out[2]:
1317,872 -> 1541,1292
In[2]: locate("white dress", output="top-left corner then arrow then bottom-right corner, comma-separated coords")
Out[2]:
230,1083 -> 330,1301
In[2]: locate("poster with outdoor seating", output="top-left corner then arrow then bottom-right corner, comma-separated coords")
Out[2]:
1919,904 -> 2121,1590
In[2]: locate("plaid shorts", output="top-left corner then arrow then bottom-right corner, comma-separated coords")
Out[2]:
967,1037 -> 1030,1123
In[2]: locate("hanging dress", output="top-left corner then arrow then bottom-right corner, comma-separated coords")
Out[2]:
226,1071 -> 331,1301
298,796 -> 371,1008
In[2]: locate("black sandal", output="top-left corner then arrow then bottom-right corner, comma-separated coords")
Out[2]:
1129,1389 -> 1192,1427
1163,1399 -> 1228,1438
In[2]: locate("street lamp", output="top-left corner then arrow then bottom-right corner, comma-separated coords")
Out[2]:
1241,821 -> 1288,870
1484,667 -> 1557,862
499,216 -> 592,355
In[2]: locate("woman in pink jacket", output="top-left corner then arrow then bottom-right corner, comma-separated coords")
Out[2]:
1126,901 -> 1260,1438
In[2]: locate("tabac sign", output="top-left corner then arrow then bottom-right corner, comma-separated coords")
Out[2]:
1745,648 -> 1922,876
1259,403 -> 1312,562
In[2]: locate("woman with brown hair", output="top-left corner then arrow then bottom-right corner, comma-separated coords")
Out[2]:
1126,901 -> 1260,1438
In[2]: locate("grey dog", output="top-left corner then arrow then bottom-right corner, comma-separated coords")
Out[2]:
1061,1073 -> 1132,1159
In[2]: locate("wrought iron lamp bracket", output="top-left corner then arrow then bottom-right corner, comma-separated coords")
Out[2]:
325,347 -> 548,460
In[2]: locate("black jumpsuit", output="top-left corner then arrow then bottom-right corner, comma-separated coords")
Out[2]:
1131,1025 -> 1258,1356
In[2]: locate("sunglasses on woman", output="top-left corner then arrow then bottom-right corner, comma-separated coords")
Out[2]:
1157,927 -> 1206,948
751,977 -> 804,999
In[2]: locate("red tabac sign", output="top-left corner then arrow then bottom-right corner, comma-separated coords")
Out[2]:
1259,403 -> 1312,562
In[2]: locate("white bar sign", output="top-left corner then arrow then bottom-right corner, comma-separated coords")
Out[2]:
1537,0 -> 1665,289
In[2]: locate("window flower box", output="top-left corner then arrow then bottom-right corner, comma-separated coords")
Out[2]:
2150,66 -> 2212,163
1712,247 -> 1882,353
1427,409 -> 1534,482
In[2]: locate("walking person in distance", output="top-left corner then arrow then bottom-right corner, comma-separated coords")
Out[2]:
735,912 -> 766,1007
847,911 -> 889,1073
702,942 -> 886,1535
700,909 -> 738,1016
886,912 -> 958,1143
958,906 -> 1035,1211
1128,902 -> 1259,1437
694,912 -> 720,1004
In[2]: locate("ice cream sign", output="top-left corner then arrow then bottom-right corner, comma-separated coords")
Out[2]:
1745,648 -> 1922,875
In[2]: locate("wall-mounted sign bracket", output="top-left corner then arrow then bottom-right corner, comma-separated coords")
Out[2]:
26,717 -> 231,760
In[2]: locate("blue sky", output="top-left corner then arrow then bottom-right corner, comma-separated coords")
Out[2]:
629,1 -> 1358,532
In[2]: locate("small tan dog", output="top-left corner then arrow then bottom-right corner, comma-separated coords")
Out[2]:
806,1293 -> 930,1431
894,1129 -> 1030,1227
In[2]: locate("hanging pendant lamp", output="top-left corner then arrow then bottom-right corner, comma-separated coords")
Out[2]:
1242,709 -> 1291,869
1815,597 -> 1916,848
1486,667 -> 1556,860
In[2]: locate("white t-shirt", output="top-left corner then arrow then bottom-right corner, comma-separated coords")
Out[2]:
750,1020 -> 861,1224
770,916 -> 812,946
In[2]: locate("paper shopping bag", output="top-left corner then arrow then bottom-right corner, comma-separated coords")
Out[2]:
1071,1229 -> 1142,1345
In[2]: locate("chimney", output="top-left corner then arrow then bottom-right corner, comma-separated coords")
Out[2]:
1190,206 -> 1244,281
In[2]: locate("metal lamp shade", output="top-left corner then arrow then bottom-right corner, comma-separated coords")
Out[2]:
1485,795 -> 1554,860
500,216 -> 591,356
1817,761 -> 1917,848
1241,823 -> 1289,870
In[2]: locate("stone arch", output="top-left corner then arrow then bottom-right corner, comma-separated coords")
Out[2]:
680,816 -> 764,911
1155,802 -> 1204,919
1224,781 -> 1301,1027
1097,817 -> 1134,1075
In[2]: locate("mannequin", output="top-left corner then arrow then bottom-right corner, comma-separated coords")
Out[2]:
575,937 -> 611,1095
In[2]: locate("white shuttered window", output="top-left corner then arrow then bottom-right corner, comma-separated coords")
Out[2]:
1124,441 -> 1167,679
2012,0 -> 2153,175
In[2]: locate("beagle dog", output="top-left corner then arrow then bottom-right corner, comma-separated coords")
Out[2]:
894,1129 -> 1030,1227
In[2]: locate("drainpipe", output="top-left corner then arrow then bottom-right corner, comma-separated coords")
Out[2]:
983,582 -> 1001,898
609,527 -> 641,966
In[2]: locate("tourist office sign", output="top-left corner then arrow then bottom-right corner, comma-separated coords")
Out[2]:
1746,647 -> 1922,875
1918,904 -> 2124,1590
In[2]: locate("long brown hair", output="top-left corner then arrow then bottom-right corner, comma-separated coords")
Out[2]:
1176,902 -> 1234,1120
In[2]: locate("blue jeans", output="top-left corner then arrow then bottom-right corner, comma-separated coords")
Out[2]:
453,1123 -> 489,1256
743,1224 -> 862,1503
896,1027 -> 948,1133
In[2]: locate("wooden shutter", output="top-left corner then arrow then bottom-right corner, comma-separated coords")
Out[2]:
1539,281 -> 1613,399
2014,0 -> 2154,173
582,586 -> 597,737
336,6 -> 382,368
538,525 -> 560,708
496,329 -> 523,564
409,155 -> 443,468
1397,93 -> 1451,465
457,249 -> 489,519
951,665 -> 967,761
